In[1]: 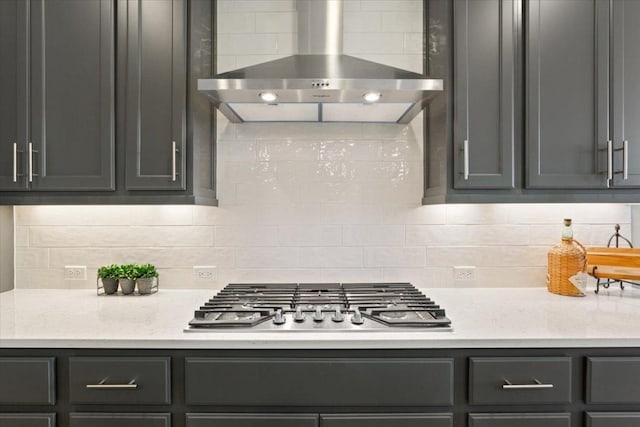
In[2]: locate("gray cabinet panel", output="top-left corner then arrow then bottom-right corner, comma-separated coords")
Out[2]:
454,0 -> 516,189
468,413 -> 570,427
124,0 -> 186,190
0,414 -> 55,427
587,357 -> 640,404
586,413 -> 640,427
29,0 -> 115,191
70,413 -> 171,427
185,357 -> 454,407
469,357 -> 571,405
526,0 -> 609,188
68,356 -> 170,404
320,414 -> 453,427
0,0 -> 27,191
186,413 -> 318,427
612,1 -> 640,187
0,357 -> 55,405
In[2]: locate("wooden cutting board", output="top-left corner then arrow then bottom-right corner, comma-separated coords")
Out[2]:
586,247 -> 640,280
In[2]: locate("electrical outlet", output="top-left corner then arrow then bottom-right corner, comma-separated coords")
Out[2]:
453,265 -> 476,282
64,265 -> 87,281
193,266 -> 217,282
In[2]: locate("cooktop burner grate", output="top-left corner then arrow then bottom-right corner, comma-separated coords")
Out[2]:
185,282 -> 452,332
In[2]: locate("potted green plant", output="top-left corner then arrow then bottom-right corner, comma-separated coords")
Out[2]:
135,264 -> 158,295
119,264 -> 137,295
97,264 -> 121,295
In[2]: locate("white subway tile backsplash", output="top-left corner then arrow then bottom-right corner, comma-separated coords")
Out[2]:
12,8 -> 632,291
343,225 -> 405,246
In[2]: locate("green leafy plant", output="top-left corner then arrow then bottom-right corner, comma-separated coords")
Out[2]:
120,264 -> 139,280
136,264 -> 158,279
97,264 -> 122,280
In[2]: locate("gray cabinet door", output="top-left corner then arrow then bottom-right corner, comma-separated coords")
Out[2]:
586,413 -> 640,427
123,0 -> 187,190
612,1 -> 640,187
0,0 -> 27,191
454,0 -> 516,189
587,357 -> 640,404
70,413 -> 171,427
186,414 -> 318,427
469,413 -> 570,427
0,357 -> 56,405
320,414 -> 453,427
526,0 -> 609,188
0,414 -> 55,427
29,0 -> 115,191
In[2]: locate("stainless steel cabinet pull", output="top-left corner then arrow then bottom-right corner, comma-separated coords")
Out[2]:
12,143 -> 17,183
28,142 -> 33,183
463,139 -> 469,180
607,140 -> 613,182
171,141 -> 178,182
623,140 -> 629,180
502,378 -> 554,390
86,378 -> 138,390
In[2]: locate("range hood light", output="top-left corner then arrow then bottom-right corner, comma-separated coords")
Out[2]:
259,92 -> 278,103
363,92 -> 382,103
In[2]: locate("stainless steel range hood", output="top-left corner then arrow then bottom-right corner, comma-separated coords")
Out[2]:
198,0 -> 443,124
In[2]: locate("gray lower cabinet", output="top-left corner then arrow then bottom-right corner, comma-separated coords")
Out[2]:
453,0 -> 516,189
0,358 -> 55,405
69,413 -> 171,427
0,414 -> 56,427
469,357 -> 572,405
586,412 -> 640,427
587,357 -> 640,404
0,0 -> 114,193
68,356 -> 171,405
122,0 -> 187,191
185,357 -> 454,407
468,413 -> 571,427
526,0 -> 609,189
186,413 -> 318,427
320,414 -> 453,427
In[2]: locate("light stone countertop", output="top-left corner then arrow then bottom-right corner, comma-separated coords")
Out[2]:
1,286 -> 640,349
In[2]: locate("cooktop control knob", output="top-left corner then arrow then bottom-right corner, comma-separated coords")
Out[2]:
273,309 -> 286,325
313,307 -> 324,322
294,307 -> 306,322
332,307 -> 344,322
351,309 -> 364,325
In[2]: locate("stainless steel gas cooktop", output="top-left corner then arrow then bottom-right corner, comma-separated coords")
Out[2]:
184,282 -> 452,332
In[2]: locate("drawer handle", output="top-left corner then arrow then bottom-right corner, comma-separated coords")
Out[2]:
502,378 -> 554,390
86,378 -> 138,390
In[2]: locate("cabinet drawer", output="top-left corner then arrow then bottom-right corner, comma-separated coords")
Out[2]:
586,412 -> 640,427
469,413 -> 571,427
0,413 -> 55,427
186,413 -> 318,427
69,357 -> 170,404
469,357 -> 571,405
70,413 -> 170,427
587,357 -> 640,403
185,358 -> 453,406
320,414 -> 453,427
0,357 -> 55,405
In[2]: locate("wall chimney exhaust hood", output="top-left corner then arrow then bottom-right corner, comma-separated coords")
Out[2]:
198,0 -> 443,124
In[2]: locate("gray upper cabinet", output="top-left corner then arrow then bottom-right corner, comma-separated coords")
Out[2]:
30,0 -> 115,191
0,1 -> 27,191
123,0 -> 187,191
526,0 -> 609,189
611,0 -> 640,187
454,0 -> 516,189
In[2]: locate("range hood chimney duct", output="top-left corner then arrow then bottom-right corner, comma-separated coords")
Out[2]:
297,0 -> 343,55
197,0 -> 443,124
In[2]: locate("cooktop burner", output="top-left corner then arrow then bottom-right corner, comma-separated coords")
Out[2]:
185,282 -> 452,332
